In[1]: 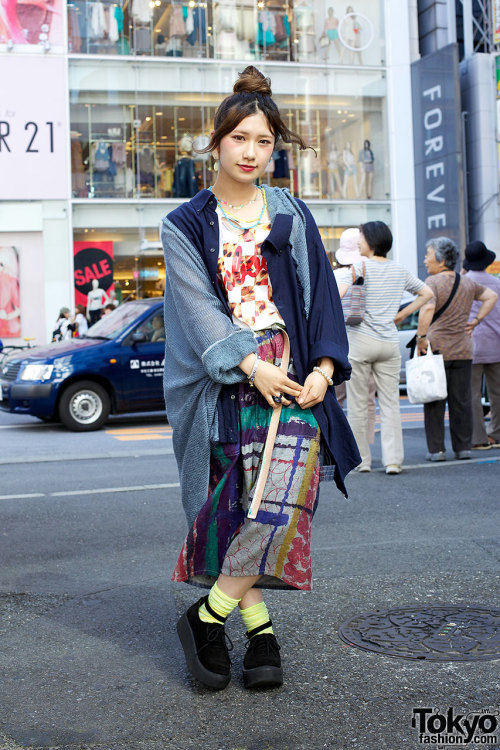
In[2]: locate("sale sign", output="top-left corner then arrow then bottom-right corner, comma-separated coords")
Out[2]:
74,241 -> 114,307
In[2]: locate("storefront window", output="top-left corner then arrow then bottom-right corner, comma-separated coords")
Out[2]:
68,0 -> 384,65
73,217 -> 394,302
73,228 -> 165,302
70,62 -> 389,201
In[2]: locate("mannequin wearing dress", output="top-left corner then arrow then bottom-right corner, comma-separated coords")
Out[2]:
342,142 -> 357,199
87,278 -> 110,325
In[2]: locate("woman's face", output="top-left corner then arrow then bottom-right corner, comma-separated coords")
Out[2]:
216,112 -> 275,185
359,232 -> 370,257
424,246 -> 445,275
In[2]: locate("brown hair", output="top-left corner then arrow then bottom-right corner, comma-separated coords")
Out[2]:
199,66 -> 309,155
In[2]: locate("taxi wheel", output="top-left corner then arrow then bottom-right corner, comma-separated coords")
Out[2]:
59,380 -> 110,432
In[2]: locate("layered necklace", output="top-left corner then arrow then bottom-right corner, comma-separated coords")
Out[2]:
216,188 -> 260,210
209,185 -> 267,231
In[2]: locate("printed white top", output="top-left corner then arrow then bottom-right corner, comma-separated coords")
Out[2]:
216,208 -> 285,332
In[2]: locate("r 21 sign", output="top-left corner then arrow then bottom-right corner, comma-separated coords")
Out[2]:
0,121 -> 55,153
0,55 -> 69,200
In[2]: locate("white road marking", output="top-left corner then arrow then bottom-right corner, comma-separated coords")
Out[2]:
0,483 -> 180,501
0,492 -> 45,500
51,482 -> 180,496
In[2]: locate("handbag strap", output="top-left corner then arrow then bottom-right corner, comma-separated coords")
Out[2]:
247,331 -> 291,520
406,271 -> 459,356
350,261 -> 366,284
431,272 -> 460,324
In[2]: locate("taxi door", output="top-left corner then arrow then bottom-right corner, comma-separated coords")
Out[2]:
117,309 -> 166,412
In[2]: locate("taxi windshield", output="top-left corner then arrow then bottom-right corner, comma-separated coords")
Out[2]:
85,301 -> 155,340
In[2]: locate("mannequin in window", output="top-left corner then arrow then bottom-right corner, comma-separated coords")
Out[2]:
272,143 -> 291,189
138,146 -> 158,191
320,7 -> 341,62
342,142 -> 357,198
327,143 -> 343,198
340,6 -> 363,64
173,135 -> 199,198
357,139 -> 374,199
87,278 -> 110,325
71,131 -> 86,198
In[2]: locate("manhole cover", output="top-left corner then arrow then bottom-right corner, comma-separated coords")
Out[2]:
338,605 -> 500,661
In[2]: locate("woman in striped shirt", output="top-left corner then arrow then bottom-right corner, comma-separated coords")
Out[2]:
337,221 -> 433,474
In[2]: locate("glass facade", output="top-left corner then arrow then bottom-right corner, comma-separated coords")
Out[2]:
69,60 -> 389,201
68,0 -> 390,301
68,0 -> 385,66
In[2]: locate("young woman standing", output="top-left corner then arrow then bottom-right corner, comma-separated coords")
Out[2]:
161,66 -> 360,691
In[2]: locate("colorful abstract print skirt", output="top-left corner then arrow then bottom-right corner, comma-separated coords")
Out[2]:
172,328 -> 321,591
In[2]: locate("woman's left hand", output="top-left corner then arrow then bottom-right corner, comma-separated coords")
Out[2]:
297,371 -> 329,409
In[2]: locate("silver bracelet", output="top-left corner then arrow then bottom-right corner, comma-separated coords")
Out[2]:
313,366 -> 333,387
248,354 -> 259,387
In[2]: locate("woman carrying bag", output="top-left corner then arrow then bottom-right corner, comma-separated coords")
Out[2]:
416,237 -> 498,461
336,221 -> 433,475
161,66 -> 360,691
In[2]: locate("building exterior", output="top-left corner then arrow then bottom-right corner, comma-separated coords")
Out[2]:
0,0 -> 453,345
414,0 -> 500,278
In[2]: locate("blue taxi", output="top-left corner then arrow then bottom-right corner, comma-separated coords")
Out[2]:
0,299 -> 166,431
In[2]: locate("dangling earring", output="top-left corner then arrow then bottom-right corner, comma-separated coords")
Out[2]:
213,158 -> 219,172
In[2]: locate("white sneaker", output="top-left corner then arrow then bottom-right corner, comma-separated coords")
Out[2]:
356,465 -> 371,473
385,464 -> 402,475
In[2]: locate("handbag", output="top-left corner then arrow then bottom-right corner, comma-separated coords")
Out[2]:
319,34 -> 329,48
345,262 -> 366,326
405,347 -> 447,404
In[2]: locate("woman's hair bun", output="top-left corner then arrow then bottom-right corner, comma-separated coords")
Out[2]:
233,66 -> 272,97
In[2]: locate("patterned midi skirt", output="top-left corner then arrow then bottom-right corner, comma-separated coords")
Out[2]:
172,328 -> 321,591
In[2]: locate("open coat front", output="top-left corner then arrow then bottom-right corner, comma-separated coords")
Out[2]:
161,186 -> 360,529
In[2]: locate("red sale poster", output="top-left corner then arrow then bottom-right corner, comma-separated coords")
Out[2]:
74,241 -> 114,308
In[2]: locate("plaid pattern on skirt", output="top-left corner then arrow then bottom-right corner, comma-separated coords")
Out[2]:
172,328 -> 321,591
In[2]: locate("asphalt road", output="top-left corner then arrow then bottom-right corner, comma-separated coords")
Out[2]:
0,407 -> 499,750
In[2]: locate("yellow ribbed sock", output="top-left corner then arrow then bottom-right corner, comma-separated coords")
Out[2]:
240,601 -> 274,637
198,581 -> 241,624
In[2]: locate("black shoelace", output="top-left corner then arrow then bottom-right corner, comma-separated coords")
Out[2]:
245,633 -> 280,657
198,622 -> 234,657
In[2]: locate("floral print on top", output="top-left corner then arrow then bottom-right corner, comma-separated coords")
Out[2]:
216,207 -> 286,331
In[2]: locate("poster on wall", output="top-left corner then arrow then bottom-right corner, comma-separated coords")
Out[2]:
0,0 -> 64,48
0,246 -> 21,339
74,241 -> 114,318
0,56 -> 69,200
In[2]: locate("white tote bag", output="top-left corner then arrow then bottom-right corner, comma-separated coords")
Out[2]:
405,347 -> 448,404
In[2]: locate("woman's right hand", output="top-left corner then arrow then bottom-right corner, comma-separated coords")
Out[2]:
253,360 -> 303,408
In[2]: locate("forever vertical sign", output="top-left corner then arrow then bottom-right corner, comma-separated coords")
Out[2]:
411,44 -> 466,279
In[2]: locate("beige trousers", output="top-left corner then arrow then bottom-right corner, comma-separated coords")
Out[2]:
346,332 -> 403,468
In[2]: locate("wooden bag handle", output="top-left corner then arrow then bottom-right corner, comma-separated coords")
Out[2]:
247,331 -> 291,520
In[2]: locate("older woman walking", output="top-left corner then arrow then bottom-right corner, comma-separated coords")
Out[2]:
416,237 -> 498,461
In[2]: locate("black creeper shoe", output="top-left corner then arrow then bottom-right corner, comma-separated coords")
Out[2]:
242,621 -> 283,689
176,595 -> 232,690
